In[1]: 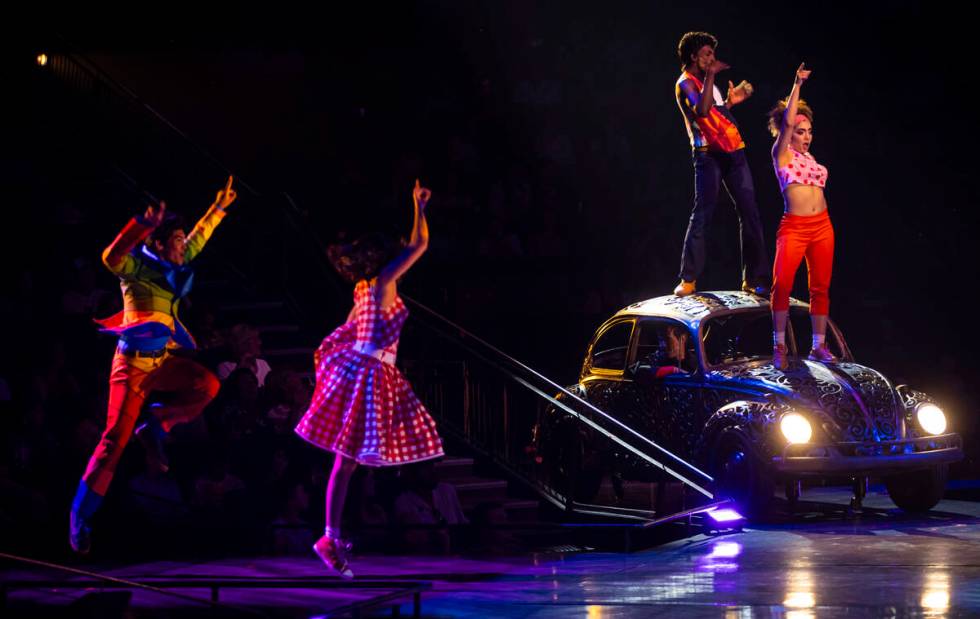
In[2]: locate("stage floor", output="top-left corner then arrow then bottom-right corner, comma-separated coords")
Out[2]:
5,487 -> 980,617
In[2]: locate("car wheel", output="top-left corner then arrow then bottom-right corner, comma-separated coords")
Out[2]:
883,465 -> 948,513
547,420 -> 603,506
712,431 -> 773,520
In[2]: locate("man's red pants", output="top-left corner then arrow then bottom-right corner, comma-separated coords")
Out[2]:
82,351 -> 219,495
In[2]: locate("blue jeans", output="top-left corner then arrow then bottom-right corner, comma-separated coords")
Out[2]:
679,148 -> 769,284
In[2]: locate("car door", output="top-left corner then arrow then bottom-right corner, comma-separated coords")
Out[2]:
624,318 -> 703,458
570,319 -> 637,504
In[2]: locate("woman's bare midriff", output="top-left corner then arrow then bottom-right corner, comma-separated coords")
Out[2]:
783,184 -> 827,216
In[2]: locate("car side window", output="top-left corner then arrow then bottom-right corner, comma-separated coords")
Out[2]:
702,312 -> 773,366
590,321 -> 634,372
635,319 -> 697,374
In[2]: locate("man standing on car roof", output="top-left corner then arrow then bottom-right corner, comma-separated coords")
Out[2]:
672,31 -> 770,298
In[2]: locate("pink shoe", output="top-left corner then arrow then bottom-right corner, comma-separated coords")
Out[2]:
313,535 -> 354,579
773,344 -> 788,370
808,344 -> 837,364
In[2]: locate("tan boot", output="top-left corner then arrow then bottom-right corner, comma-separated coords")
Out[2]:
673,280 -> 696,297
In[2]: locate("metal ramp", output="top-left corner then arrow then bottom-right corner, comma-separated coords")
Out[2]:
400,297 -> 733,531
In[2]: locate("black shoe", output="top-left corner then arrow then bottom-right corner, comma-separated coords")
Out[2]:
136,422 -> 169,473
741,281 -> 770,297
70,512 -> 91,555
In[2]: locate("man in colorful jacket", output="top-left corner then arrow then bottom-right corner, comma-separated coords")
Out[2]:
673,31 -> 769,298
70,177 -> 237,554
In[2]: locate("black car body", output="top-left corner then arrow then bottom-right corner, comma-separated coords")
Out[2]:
537,292 -> 962,517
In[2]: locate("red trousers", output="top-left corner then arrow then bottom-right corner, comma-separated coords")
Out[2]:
82,351 -> 219,495
770,210 -> 834,315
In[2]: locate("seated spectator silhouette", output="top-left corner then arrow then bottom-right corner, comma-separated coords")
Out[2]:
192,449 -> 245,518
218,324 -> 272,387
208,367 -> 262,444
270,481 -> 316,556
261,368 -> 312,436
393,461 -> 467,554
126,452 -> 189,529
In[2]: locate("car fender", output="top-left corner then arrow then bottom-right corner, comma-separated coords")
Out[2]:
896,385 -> 942,438
699,399 -> 791,467
536,384 -> 593,453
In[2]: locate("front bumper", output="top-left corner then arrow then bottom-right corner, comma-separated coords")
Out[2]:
772,433 -> 963,475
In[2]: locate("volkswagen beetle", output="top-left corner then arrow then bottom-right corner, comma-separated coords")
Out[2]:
537,292 -> 962,518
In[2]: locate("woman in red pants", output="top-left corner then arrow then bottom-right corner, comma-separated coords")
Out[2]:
768,63 -> 835,369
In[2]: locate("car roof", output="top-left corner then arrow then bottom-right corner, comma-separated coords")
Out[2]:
612,291 -> 809,326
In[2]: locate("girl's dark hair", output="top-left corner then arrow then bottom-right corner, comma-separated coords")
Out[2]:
767,98 -> 814,137
327,232 -> 401,283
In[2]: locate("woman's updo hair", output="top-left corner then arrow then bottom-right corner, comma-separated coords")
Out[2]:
767,97 -> 814,137
327,232 -> 401,283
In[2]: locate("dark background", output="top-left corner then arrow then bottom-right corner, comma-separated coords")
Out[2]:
1,1 -> 977,554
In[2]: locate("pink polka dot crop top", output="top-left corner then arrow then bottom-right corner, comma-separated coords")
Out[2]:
776,148 -> 827,192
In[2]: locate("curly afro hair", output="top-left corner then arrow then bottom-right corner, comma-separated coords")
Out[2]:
677,31 -> 718,69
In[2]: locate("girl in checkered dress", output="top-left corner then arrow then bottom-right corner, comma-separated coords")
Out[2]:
296,180 -> 443,578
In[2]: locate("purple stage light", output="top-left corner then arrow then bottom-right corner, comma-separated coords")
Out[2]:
706,508 -> 744,523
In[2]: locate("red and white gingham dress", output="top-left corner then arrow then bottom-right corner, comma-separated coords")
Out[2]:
295,280 -> 444,465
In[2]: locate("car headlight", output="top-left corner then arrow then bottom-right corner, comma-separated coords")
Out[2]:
780,413 -> 812,444
916,403 -> 947,435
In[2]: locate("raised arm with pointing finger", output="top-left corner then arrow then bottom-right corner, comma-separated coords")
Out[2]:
70,176 -> 238,555
296,179 -> 444,579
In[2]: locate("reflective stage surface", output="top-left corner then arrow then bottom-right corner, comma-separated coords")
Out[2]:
5,488 -> 980,617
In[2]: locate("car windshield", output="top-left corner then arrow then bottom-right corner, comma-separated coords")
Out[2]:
701,308 -> 846,367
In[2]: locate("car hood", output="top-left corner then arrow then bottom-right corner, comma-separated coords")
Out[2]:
706,359 -> 904,442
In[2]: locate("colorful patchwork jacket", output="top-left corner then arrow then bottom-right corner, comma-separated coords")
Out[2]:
95,204 -> 228,351
675,71 -> 745,153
